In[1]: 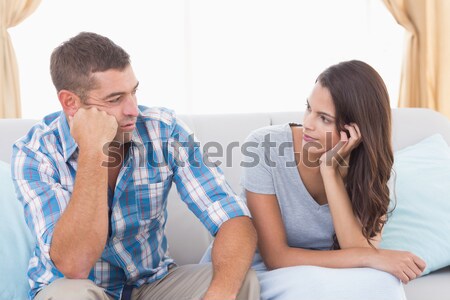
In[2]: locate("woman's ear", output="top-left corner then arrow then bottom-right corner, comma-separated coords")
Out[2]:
58,90 -> 80,117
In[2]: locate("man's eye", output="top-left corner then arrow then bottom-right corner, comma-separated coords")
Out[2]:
109,97 -> 121,103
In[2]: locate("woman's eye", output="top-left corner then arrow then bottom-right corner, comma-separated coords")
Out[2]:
321,116 -> 330,123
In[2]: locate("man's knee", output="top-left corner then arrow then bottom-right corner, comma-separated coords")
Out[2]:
34,278 -> 111,300
238,269 -> 260,300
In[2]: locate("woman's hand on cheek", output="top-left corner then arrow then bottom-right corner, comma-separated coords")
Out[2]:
319,123 -> 362,174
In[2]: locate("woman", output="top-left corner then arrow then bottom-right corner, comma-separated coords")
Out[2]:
203,60 -> 425,299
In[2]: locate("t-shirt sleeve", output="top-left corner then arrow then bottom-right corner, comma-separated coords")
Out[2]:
241,132 -> 276,194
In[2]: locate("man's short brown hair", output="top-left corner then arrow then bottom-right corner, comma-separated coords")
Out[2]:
50,32 -> 131,101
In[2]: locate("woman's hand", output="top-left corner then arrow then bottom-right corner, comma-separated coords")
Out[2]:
319,123 -> 362,175
368,249 -> 426,284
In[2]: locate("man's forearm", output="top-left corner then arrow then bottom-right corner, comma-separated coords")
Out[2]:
50,148 -> 109,278
205,216 -> 257,300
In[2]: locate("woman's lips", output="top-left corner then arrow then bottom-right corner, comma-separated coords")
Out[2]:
303,133 -> 317,142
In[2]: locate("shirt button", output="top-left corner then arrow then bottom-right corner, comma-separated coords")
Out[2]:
113,237 -> 119,243
127,265 -> 134,272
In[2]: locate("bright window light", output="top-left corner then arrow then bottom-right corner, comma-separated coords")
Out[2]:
10,0 -> 403,119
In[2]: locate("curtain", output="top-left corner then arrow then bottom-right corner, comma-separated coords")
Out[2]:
383,0 -> 450,118
0,0 -> 41,118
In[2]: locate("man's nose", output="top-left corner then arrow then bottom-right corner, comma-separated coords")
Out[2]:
123,95 -> 139,117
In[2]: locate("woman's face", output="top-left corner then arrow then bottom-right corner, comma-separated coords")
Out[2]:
302,82 -> 341,155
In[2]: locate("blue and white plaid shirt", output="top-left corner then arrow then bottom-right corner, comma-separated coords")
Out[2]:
12,106 -> 250,300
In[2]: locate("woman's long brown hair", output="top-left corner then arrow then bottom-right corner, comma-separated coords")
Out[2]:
316,60 -> 393,249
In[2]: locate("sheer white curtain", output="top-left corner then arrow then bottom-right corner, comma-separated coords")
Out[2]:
10,0 -> 403,119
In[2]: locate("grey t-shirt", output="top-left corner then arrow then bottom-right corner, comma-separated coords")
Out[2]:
241,123 -> 334,250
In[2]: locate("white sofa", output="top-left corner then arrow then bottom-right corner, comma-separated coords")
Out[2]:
1,108 -> 449,300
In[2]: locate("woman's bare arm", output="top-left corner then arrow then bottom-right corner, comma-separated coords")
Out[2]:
246,190 -> 426,283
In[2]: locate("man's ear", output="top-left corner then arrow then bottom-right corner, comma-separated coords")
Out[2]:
58,90 -> 81,117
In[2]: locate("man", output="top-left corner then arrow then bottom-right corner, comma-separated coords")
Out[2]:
12,32 -> 259,300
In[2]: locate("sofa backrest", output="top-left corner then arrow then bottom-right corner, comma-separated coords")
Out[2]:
169,108 -> 450,264
0,119 -> 38,164
1,108 -> 449,265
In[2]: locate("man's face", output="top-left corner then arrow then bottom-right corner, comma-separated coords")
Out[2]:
80,65 -> 139,144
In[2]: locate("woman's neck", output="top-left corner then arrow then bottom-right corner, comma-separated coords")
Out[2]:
299,147 -> 322,169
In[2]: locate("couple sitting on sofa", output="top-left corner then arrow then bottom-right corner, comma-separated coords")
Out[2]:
12,32 -> 424,300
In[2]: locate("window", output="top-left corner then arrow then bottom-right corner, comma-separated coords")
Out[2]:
10,0 -> 403,119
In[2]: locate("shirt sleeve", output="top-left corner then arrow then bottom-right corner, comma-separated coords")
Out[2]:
240,131 -> 276,194
168,117 -> 250,236
11,145 -> 70,270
